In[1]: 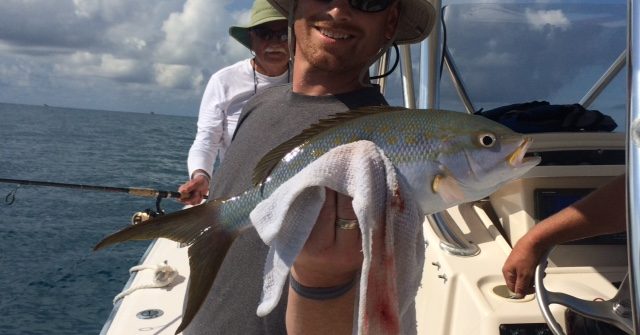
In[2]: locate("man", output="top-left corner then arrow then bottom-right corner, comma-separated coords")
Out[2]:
183,0 -> 435,333
179,0 -> 289,205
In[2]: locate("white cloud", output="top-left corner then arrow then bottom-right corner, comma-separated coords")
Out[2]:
73,0 -> 160,22
123,37 -> 147,51
154,63 -> 203,89
73,0 -> 100,18
475,51 -> 516,67
99,54 -> 145,79
0,0 -> 257,114
54,52 -> 152,83
156,0 -> 236,64
525,9 -> 570,31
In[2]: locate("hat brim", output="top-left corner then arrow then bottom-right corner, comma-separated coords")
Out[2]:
266,0 -> 435,44
229,16 -> 287,50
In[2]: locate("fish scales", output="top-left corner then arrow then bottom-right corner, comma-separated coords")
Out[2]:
260,110 -> 455,184
95,107 -> 540,334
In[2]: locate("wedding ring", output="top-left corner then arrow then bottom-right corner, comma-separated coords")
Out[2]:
335,218 -> 359,230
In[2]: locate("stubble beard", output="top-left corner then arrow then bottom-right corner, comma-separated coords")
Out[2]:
297,38 -> 369,76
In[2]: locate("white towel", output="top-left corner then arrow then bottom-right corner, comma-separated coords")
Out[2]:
251,140 -> 425,335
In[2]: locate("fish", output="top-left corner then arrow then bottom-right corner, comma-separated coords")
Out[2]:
94,107 -> 541,333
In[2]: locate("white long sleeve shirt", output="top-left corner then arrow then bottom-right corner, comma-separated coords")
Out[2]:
187,58 -> 288,178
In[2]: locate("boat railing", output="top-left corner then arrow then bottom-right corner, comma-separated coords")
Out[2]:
420,3 -> 628,114
627,0 -> 639,332
443,47 -> 475,114
427,204 -> 480,257
399,44 -> 416,109
581,50 -> 627,109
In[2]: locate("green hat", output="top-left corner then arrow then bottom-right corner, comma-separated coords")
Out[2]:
229,0 -> 287,50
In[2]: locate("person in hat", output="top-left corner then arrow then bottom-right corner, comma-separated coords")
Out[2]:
182,0 -> 435,334
179,0 -> 289,205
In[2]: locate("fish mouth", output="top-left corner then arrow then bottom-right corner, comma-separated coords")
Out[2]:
507,137 -> 540,168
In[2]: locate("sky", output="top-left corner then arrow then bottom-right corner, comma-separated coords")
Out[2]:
437,1 -> 628,128
0,0 -> 255,116
0,0 -> 629,125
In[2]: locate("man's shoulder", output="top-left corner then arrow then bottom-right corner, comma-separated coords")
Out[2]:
244,85 -> 387,115
246,84 -> 290,106
258,83 -> 290,96
210,59 -> 251,80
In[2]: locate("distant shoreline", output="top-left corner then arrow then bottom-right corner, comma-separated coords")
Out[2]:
0,101 -> 195,118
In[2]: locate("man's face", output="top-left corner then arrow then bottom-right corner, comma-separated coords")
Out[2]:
250,20 -> 290,69
293,0 -> 399,74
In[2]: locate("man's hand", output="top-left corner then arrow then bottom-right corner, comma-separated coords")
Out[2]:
178,171 -> 210,205
502,236 -> 545,297
292,188 -> 363,288
287,188 -> 362,335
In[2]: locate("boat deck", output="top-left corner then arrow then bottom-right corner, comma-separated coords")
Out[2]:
100,238 -> 189,335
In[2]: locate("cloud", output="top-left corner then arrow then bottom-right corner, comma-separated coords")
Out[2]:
0,0 -> 627,122
0,0 -> 256,115
525,9 -> 570,31
52,52 -> 152,83
437,2 -> 626,116
0,0 -> 101,49
155,0 -> 249,65
154,63 -> 204,89
72,0 -> 135,20
151,0 -> 254,89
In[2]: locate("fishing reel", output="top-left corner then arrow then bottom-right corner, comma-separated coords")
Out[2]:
130,195 -> 167,225
131,209 -> 158,224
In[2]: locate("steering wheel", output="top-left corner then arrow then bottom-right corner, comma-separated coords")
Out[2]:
534,248 -> 634,335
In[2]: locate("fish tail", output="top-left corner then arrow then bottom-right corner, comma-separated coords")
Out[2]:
94,200 -> 224,250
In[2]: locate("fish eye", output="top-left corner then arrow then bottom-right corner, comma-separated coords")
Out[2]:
477,133 -> 496,148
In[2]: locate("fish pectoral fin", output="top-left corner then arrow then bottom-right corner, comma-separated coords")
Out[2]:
175,227 -> 238,334
94,200 -> 221,250
432,174 -> 465,203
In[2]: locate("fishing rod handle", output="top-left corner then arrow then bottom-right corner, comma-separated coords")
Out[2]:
128,188 -> 181,199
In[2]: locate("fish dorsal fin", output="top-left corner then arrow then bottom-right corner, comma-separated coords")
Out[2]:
252,106 -> 407,186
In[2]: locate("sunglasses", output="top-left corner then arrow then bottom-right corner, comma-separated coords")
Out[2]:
316,0 -> 394,13
250,27 -> 288,42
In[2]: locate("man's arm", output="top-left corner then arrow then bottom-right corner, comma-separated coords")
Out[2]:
503,174 -> 627,296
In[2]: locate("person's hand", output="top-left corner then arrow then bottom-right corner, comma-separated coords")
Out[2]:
178,171 -> 210,205
502,236 -> 546,297
291,188 -> 363,287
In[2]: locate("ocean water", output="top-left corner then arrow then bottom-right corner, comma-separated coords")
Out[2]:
0,103 -> 196,334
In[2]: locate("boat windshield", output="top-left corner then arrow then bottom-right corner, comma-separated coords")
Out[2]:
384,0 -> 627,132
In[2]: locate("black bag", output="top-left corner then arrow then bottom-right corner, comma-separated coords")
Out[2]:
475,101 -> 617,133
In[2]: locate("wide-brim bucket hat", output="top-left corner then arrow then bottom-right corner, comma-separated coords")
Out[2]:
266,0 -> 436,45
229,0 -> 287,50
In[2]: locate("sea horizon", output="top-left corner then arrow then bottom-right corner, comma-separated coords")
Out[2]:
0,103 -> 196,334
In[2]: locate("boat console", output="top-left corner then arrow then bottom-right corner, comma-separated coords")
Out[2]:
416,132 -> 627,335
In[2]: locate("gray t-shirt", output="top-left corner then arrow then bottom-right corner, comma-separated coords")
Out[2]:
184,84 -> 388,334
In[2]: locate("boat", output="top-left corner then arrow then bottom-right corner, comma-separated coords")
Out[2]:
100,0 -> 639,334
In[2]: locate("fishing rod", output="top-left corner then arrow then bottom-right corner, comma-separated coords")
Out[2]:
1,178 -> 208,220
